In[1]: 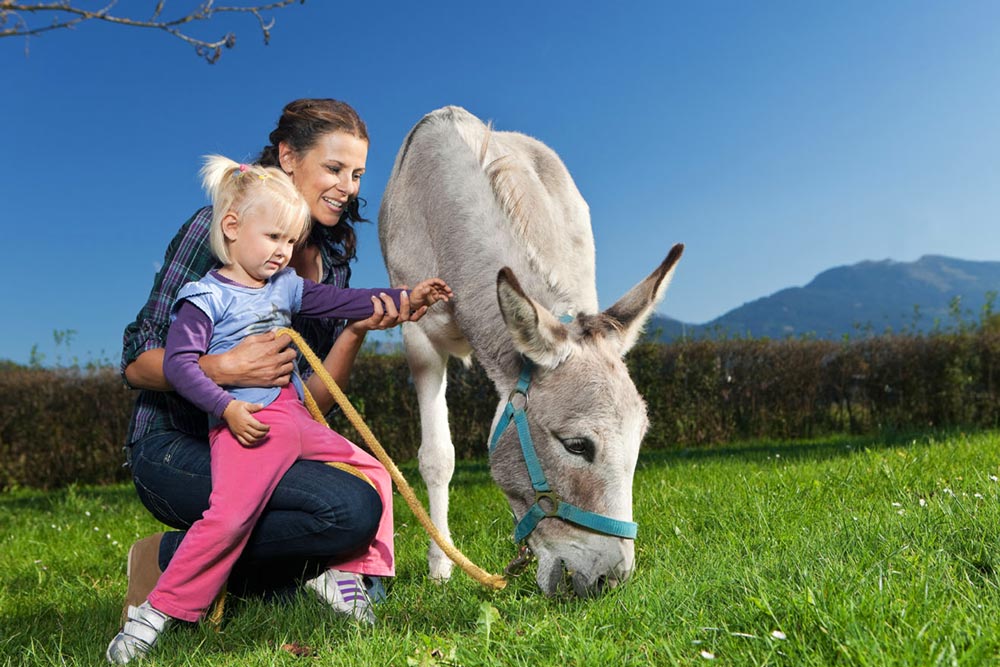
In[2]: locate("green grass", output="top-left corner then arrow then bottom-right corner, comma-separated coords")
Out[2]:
4,431 -> 1000,665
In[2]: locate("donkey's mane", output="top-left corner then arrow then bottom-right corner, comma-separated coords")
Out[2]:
478,124 -> 533,238
453,122 -> 586,313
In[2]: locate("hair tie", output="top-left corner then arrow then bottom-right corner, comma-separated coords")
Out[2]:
234,163 -> 268,180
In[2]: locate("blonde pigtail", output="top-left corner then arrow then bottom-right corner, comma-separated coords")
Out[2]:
200,154 -> 243,206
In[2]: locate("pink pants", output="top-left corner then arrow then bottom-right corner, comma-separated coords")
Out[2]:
147,385 -> 394,622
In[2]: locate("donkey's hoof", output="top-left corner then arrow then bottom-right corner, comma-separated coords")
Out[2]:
428,558 -> 454,583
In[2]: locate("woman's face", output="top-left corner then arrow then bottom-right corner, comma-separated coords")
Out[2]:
280,131 -> 369,228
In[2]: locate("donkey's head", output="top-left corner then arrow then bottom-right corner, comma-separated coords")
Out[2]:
489,243 -> 683,596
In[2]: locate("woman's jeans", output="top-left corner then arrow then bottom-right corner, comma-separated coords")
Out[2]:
129,429 -> 383,595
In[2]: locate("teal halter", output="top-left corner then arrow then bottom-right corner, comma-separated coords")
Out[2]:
488,321 -> 638,543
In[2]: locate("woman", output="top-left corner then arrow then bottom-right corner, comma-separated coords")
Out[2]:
119,98 -> 415,620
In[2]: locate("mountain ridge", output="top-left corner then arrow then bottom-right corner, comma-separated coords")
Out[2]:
648,255 -> 1000,341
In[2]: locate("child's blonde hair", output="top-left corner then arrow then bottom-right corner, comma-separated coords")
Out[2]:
200,155 -> 311,265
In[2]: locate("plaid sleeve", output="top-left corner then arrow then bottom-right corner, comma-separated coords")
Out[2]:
120,207 -> 220,381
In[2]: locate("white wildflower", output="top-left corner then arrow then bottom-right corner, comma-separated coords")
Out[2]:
771,630 -> 787,640
975,493 -> 984,499
85,511 -> 91,517
990,475 -> 998,482
919,498 -> 926,507
891,502 -> 902,507
944,488 -> 954,496
700,650 -> 716,660
674,526 -> 682,536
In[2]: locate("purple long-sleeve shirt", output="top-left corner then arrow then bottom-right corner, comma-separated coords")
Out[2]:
164,269 -> 402,419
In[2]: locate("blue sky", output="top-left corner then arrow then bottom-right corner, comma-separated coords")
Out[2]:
4,1 -> 1000,366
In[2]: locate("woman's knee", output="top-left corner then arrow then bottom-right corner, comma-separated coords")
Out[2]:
268,461 -> 383,545
312,478 -> 383,553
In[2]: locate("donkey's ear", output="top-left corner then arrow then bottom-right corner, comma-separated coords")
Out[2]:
497,267 -> 573,369
602,243 -> 684,354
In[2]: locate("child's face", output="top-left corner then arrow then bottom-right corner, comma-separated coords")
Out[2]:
280,131 -> 368,228
223,199 -> 303,286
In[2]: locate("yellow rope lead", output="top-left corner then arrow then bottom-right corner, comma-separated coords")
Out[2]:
276,327 -> 507,591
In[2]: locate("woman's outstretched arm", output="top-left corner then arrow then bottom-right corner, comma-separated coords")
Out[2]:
305,290 -> 424,414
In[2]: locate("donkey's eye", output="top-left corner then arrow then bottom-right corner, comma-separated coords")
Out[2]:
558,436 -> 595,463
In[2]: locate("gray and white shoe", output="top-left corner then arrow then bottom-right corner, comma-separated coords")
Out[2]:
304,569 -> 376,625
106,601 -> 172,664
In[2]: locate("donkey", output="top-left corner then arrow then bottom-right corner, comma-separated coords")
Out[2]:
378,106 -> 683,597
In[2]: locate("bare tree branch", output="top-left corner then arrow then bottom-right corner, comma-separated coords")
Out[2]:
1,0 -> 305,63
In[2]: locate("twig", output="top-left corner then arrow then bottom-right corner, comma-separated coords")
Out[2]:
0,0 -> 305,63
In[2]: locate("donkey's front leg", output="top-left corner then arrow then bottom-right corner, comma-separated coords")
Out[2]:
404,324 -> 456,581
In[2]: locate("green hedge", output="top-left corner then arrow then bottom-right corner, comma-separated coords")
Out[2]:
0,367 -> 133,490
2,329 -> 999,490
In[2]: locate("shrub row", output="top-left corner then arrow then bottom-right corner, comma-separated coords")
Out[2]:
2,330 -> 999,490
0,367 -> 133,491
628,331 -> 1000,447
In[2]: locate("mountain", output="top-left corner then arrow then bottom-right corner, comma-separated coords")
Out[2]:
647,255 -> 1000,341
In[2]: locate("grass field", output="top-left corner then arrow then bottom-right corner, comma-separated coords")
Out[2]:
3,431 -> 1000,666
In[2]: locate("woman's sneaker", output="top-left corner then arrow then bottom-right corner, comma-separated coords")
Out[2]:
122,534 -> 164,622
106,601 -> 172,664
304,569 -> 376,625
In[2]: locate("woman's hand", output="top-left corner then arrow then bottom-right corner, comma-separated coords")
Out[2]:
222,400 -> 270,447
200,332 -> 297,388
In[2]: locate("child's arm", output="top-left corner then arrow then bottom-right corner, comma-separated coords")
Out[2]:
164,301 -> 269,445
297,279 -> 452,320
297,282 -> 405,320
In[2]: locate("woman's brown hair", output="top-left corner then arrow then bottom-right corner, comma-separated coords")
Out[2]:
257,98 -> 369,262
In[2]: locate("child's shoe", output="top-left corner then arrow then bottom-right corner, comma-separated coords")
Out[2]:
304,569 -> 375,625
106,601 -> 172,664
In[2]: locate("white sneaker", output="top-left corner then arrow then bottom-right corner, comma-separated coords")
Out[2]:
304,569 -> 375,625
106,601 -> 172,664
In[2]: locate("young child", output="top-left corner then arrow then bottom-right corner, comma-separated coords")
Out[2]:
107,156 -> 452,664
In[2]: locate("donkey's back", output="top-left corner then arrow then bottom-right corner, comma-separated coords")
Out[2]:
380,106 -> 597,350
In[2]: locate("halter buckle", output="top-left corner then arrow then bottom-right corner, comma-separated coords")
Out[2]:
507,387 -> 529,411
534,491 -> 561,517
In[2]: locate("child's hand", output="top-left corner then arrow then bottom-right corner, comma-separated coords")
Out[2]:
408,278 -> 453,310
222,400 -> 270,447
